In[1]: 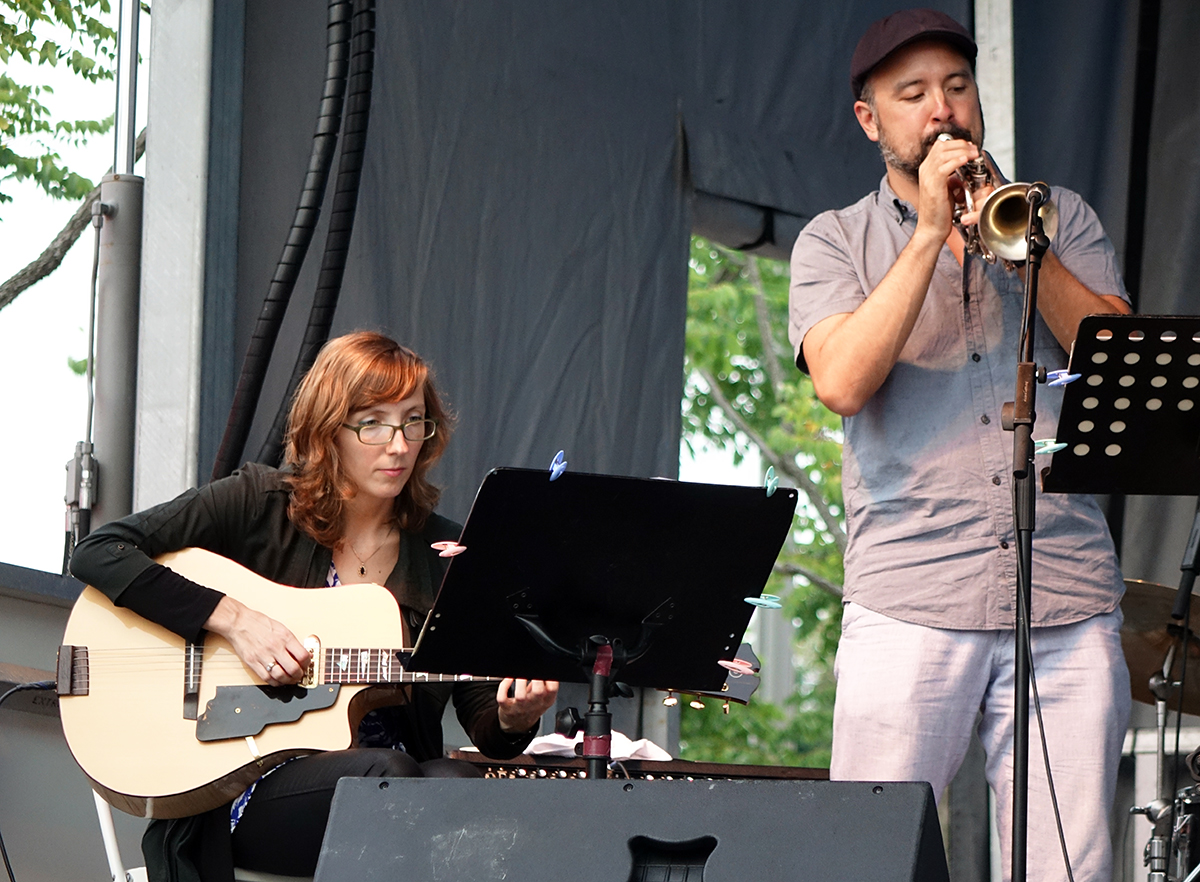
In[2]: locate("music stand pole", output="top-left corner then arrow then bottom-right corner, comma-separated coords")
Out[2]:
1003,183 -> 1053,882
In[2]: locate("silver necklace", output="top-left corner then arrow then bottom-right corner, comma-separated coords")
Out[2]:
346,524 -> 395,576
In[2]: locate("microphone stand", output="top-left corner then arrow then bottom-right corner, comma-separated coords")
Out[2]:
1000,182 -> 1052,882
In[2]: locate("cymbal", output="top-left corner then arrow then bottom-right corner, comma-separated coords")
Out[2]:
1122,578 -> 1200,713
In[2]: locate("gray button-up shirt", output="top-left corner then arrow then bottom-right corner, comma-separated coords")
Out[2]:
789,175 -> 1126,630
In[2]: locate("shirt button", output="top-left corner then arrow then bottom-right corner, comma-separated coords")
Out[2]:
980,414 -> 990,425
1000,540 -> 1010,549
992,476 -> 1001,485
972,353 -> 981,362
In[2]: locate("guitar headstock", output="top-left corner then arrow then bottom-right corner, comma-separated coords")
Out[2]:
660,643 -> 761,712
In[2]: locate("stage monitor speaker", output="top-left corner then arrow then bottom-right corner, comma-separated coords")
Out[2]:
314,778 -> 949,881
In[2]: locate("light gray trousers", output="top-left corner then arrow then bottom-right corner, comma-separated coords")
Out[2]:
831,602 -> 1130,882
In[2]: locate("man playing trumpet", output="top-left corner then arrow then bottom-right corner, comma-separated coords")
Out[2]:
788,9 -> 1131,881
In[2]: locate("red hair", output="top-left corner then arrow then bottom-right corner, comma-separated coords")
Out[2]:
284,332 -> 453,545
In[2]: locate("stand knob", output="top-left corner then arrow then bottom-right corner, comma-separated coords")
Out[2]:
1130,798 -> 1172,823
555,706 -> 583,738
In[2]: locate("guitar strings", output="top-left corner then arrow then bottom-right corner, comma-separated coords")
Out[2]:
84,647 -> 413,656
80,656 -> 484,682
79,649 -> 478,683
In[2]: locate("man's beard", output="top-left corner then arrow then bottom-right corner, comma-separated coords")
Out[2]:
878,122 -> 978,181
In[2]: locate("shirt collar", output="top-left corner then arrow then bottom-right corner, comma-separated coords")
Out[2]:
877,174 -> 914,224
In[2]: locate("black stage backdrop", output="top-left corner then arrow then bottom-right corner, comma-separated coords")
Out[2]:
211,0 -> 1195,581
223,0 -> 965,523
1118,0 -> 1200,586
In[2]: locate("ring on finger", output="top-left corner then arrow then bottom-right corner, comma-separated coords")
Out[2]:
265,661 -> 278,674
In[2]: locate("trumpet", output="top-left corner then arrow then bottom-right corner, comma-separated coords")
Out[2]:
937,133 -> 1058,266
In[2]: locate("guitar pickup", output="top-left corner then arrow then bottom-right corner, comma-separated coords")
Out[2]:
56,645 -> 88,696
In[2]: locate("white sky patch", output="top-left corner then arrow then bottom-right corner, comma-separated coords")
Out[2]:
0,12 -> 148,573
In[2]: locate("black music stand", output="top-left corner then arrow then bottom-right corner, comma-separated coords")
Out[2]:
408,467 -> 798,778
1042,314 -> 1200,879
1042,315 -> 1200,496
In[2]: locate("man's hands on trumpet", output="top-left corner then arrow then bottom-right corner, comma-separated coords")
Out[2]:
915,134 -> 992,246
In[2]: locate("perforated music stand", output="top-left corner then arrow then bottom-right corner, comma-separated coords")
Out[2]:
1042,315 -> 1200,496
408,467 -> 797,779
1042,315 -> 1200,877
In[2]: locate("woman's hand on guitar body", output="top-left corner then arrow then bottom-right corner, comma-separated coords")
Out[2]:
203,595 -> 312,686
496,678 -> 559,733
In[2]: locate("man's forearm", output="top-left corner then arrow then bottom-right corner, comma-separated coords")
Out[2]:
803,229 -> 943,416
1032,251 -> 1131,351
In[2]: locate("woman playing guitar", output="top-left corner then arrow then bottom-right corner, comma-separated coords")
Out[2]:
70,331 -> 558,880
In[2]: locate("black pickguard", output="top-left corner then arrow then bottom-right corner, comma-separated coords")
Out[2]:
195,684 -> 341,742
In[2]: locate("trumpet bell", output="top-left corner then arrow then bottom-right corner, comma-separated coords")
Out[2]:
977,182 -> 1059,263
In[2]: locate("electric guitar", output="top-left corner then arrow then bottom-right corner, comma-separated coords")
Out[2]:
57,547 -> 491,819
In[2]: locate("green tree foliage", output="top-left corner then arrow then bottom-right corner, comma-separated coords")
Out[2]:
0,0 -> 117,208
678,236 -> 844,768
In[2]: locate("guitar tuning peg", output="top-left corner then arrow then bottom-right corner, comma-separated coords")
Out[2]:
689,698 -> 705,710
722,701 -> 730,714
662,691 -> 678,707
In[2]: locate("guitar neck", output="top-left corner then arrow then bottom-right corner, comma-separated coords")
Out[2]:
321,647 -> 487,685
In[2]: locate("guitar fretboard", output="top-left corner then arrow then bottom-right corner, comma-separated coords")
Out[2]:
322,647 -> 481,684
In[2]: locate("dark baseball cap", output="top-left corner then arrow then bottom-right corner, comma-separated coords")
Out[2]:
850,8 -> 977,99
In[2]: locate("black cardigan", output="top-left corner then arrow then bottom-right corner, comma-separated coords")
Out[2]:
70,462 -> 535,882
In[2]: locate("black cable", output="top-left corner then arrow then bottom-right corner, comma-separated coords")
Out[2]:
210,0 -> 354,480
0,822 -> 12,882
257,0 -> 377,468
63,212 -> 104,573
1105,0 -> 1163,576
1023,634 -> 1076,882
1167,589 -> 1193,878
0,682 -> 54,706
1121,0 -> 1161,317
1013,537 -> 1075,882
0,681 -> 55,882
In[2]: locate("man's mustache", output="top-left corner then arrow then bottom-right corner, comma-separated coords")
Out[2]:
922,124 -> 976,153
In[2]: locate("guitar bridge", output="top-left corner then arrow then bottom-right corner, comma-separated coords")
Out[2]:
56,645 -> 88,696
183,640 -> 203,720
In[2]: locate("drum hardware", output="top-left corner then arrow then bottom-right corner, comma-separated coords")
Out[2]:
1130,642 -> 1178,882
1124,580 -> 1200,881
1174,788 -> 1200,882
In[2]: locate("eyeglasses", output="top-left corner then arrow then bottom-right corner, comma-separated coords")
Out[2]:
342,418 -> 437,445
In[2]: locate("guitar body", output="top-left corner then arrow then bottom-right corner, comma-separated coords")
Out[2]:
59,548 -> 409,819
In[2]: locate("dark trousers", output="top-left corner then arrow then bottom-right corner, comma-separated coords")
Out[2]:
230,748 -> 480,876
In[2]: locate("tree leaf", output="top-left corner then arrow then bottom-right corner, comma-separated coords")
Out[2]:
0,0 -> 122,208
679,236 -> 844,766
